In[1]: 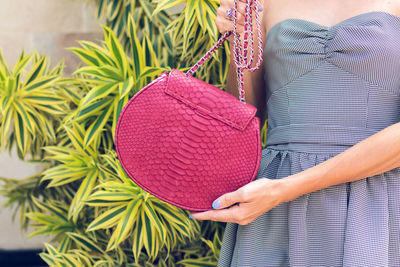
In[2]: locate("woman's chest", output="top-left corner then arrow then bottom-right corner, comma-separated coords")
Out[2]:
262,11 -> 400,98
262,0 -> 400,35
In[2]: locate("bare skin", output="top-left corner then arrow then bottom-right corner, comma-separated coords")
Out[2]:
189,0 -> 400,225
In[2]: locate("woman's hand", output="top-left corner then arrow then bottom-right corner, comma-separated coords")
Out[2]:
188,178 -> 287,225
216,0 -> 246,43
216,0 -> 264,43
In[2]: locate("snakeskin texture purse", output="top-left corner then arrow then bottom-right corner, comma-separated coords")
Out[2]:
115,0 -> 264,211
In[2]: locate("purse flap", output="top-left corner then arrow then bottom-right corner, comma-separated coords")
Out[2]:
164,69 -> 257,131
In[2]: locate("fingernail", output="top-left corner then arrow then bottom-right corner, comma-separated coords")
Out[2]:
189,215 -> 195,219
212,200 -> 221,209
258,6 -> 263,12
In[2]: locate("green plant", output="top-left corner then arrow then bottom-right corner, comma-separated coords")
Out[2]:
0,14 -> 227,266
89,0 -> 268,143
1,0 -> 267,265
91,0 -> 233,92
0,50 -> 66,159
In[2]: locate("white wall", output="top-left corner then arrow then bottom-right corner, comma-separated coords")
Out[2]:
0,0 -> 103,249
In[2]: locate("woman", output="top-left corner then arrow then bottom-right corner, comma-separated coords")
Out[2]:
188,0 -> 400,266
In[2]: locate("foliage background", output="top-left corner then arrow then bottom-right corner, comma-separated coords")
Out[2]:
0,0 -> 267,265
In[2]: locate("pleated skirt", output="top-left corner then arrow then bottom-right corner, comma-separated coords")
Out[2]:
217,144 -> 400,267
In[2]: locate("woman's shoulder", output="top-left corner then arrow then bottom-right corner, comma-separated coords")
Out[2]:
395,0 -> 400,17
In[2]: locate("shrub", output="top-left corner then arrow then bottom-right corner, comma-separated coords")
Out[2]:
1,0 -> 267,265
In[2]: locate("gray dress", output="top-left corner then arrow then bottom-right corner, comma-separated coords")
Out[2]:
217,11 -> 400,266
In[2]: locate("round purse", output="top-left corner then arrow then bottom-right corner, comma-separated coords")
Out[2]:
115,0 -> 264,211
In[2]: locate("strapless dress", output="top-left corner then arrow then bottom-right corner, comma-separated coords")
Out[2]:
217,11 -> 400,266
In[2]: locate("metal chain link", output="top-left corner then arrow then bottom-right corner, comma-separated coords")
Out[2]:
185,0 -> 263,103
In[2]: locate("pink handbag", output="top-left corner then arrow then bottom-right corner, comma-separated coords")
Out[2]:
115,0 -> 264,211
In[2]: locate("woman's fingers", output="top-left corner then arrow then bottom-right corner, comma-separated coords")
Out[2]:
190,203 -> 243,223
216,0 -> 264,45
217,5 -> 246,26
216,0 -> 247,34
215,16 -> 244,37
219,0 -> 247,18
212,188 -> 246,209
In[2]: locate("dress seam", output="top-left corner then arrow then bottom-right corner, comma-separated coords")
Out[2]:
264,146 -> 342,155
365,86 -> 370,128
266,61 -> 327,106
342,182 -> 351,267
324,59 -> 400,96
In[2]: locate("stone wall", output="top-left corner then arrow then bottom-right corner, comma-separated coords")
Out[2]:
0,0 -> 103,249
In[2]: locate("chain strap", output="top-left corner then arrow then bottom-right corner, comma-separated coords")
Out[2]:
185,0 -> 263,103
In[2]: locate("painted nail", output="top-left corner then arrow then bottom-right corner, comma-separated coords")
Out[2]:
189,215 -> 195,219
212,200 -> 221,209
259,6 -> 263,12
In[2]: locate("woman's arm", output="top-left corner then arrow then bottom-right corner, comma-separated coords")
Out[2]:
189,122 -> 400,224
278,121 -> 400,203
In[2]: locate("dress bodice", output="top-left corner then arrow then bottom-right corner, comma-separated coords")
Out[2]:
219,13 -> 400,267
263,11 -> 400,148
